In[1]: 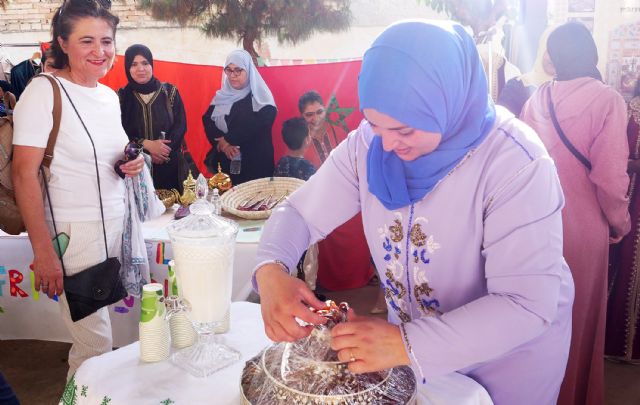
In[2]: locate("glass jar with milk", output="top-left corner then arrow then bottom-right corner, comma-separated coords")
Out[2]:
166,174 -> 240,377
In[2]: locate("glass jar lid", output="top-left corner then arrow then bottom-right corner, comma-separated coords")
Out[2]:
166,174 -> 239,241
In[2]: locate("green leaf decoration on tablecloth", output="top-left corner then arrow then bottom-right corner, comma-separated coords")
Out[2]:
59,375 -> 77,405
80,385 -> 88,397
160,399 -> 175,405
0,306 -> 4,314
100,396 -> 111,405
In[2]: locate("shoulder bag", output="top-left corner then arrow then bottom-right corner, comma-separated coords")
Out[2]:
0,74 -> 62,234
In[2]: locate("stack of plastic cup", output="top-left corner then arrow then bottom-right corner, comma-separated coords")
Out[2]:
139,283 -> 170,362
165,295 -> 197,349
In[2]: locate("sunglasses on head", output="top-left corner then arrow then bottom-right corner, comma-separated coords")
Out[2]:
123,141 -> 143,161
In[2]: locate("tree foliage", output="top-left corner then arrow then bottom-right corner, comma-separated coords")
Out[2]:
138,0 -> 352,60
419,0 -> 514,37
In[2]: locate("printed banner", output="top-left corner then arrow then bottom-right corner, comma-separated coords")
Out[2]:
0,236 -> 257,346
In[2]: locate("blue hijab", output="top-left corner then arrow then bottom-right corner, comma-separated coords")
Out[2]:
360,20 -> 496,210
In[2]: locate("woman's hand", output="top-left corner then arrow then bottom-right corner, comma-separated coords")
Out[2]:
610,233 -> 624,244
119,154 -> 145,177
256,264 -> 327,342
32,248 -> 64,299
331,309 -> 411,374
223,145 -> 240,160
143,139 -> 171,164
216,137 -> 240,160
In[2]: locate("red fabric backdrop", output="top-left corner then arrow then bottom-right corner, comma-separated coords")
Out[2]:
102,58 -> 372,291
101,58 -> 364,176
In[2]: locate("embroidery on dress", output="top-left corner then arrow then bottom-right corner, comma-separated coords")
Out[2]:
389,219 -> 403,243
378,214 -> 411,322
410,217 -> 441,316
60,375 -> 78,405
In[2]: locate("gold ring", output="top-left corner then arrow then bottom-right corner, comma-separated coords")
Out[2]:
349,351 -> 356,362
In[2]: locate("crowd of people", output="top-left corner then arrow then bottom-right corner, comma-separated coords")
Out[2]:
4,0 -> 640,404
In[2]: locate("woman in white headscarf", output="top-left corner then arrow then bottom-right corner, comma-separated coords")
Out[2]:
202,49 -> 277,184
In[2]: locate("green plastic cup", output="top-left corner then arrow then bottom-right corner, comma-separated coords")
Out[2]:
140,283 -> 165,323
168,260 -> 179,296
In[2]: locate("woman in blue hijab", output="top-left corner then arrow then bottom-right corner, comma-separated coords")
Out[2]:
253,20 -> 573,405
360,20 -> 495,209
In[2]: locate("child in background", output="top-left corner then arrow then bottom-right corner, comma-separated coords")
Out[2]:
274,117 -> 323,300
274,117 -> 316,181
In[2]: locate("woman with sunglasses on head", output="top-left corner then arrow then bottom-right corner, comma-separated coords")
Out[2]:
253,20 -> 574,404
202,50 -> 277,185
118,44 -> 188,192
11,0 -> 145,380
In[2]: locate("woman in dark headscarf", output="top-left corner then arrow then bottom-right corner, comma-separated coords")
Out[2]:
118,44 -> 187,192
521,21 -> 630,405
254,20 -> 573,404
546,22 -> 602,82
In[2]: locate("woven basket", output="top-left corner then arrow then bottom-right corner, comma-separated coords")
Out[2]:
221,177 -> 305,220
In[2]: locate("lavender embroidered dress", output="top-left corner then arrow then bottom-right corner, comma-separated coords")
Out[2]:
255,109 -> 574,404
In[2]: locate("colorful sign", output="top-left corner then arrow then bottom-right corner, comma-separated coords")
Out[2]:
0,237 -> 257,346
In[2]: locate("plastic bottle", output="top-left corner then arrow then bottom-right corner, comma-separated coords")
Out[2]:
211,188 -> 221,215
230,150 -> 242,175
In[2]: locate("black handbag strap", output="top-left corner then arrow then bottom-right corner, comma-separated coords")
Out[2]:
547,85 -> 592,170
44,76 -> 111,277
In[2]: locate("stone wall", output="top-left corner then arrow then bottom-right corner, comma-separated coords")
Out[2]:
0,0 -> 176,33
0,0 -> 443,65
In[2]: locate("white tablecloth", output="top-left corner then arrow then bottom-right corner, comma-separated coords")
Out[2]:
59,302 -> 493,405
0,209 -> 264,346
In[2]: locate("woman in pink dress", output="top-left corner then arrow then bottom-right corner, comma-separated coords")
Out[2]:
605,81 -> 640,363
521,22 -> 630,405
